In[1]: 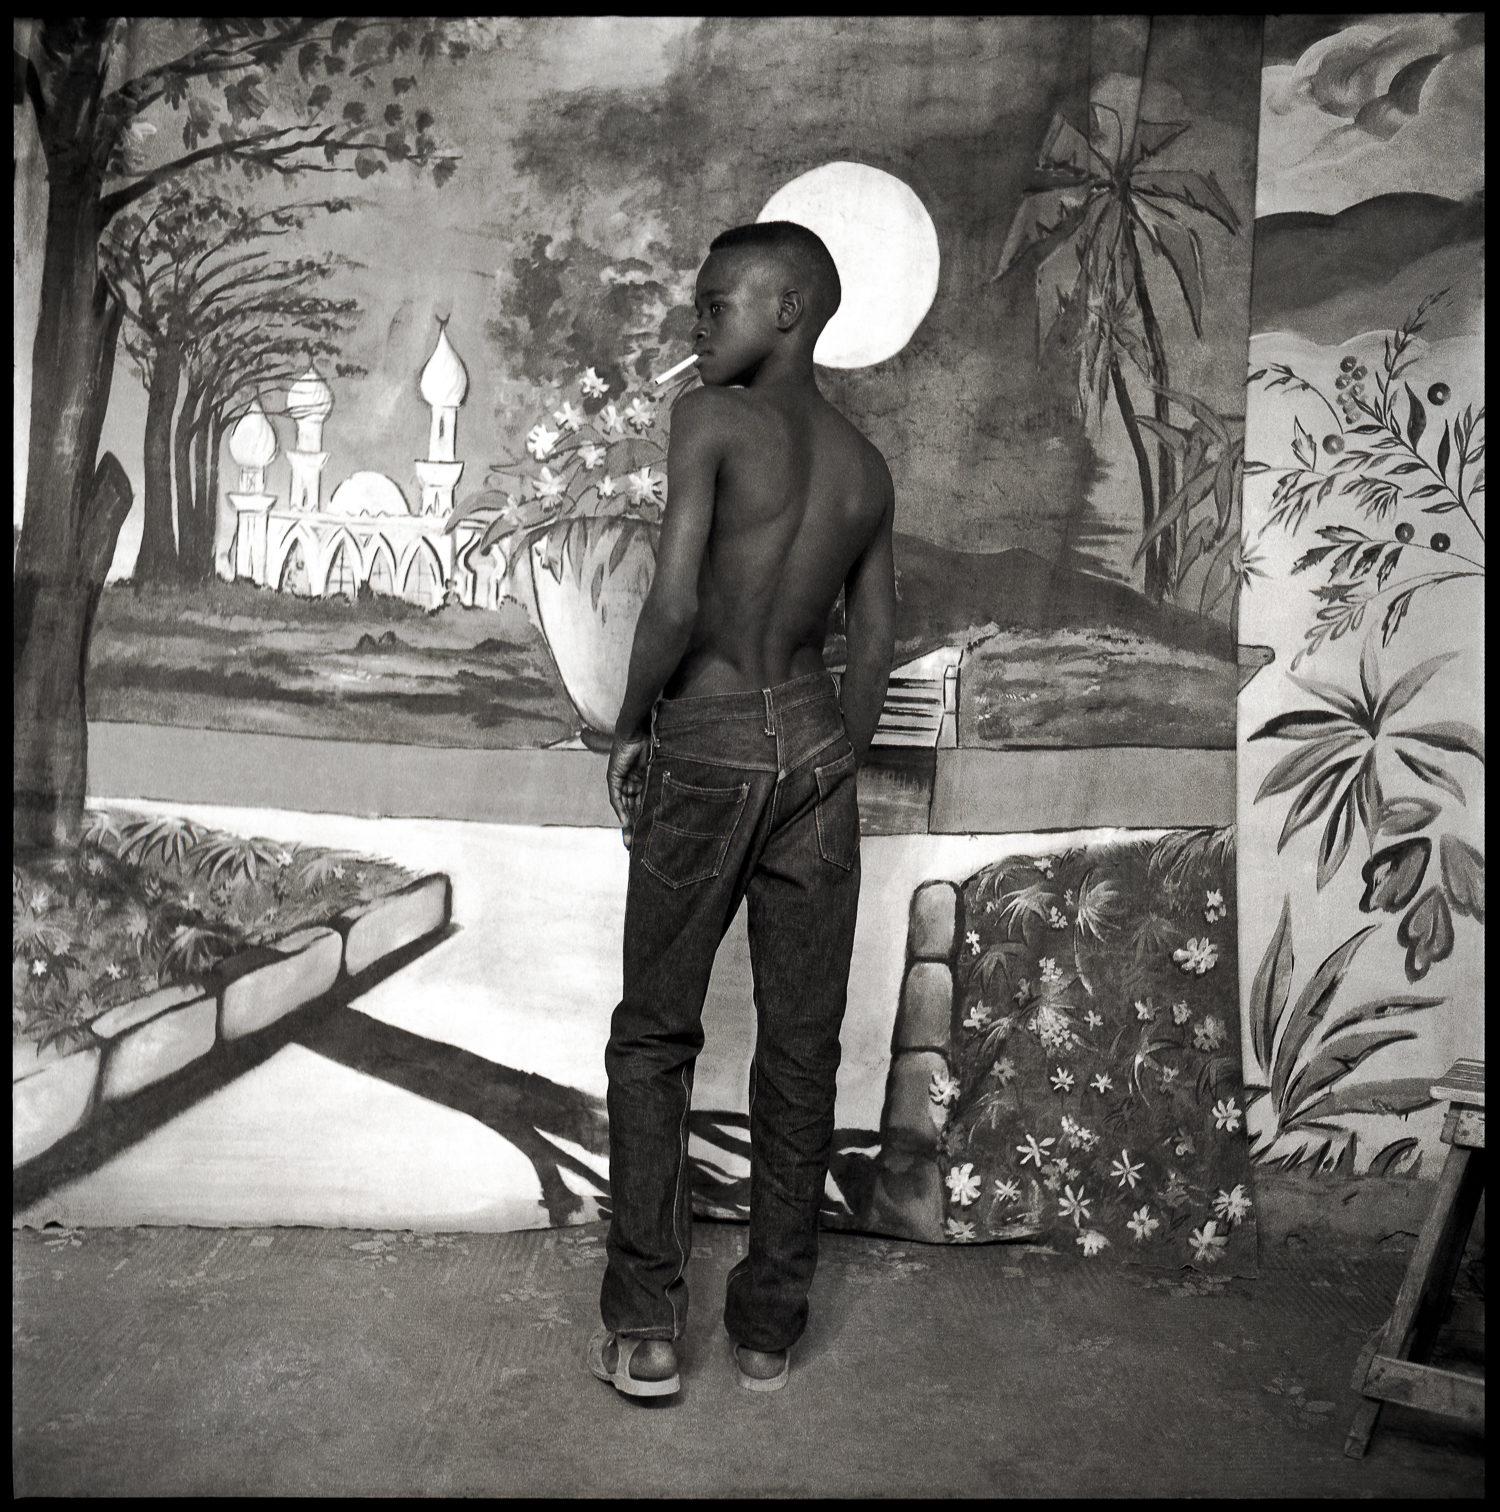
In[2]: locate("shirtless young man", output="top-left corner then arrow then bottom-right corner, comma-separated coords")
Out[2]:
588,221 -> 896,1399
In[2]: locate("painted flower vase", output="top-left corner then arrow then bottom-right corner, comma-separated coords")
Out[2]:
531,517 -> 658,747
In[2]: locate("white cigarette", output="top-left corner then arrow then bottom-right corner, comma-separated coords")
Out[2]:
652,354 -> 699,386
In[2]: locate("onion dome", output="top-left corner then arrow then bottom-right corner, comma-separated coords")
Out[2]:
228,398 -> 278,468
420,323 -> 469,408
286,365 -> 334,422
327,472 -> 414,517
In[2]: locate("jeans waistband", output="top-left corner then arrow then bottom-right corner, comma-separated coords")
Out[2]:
652,669 -> 838,735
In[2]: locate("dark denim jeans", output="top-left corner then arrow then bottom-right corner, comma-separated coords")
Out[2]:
600,668 -> 861,1354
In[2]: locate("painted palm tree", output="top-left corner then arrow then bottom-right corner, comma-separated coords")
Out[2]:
993,102 -> 1241,602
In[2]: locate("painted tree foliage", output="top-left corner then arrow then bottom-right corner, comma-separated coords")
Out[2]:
104,185 -> 362,583
14,18 -> 470,852
993,100 -> 1241,605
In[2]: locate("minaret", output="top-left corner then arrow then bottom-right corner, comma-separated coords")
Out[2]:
415,320 -> 467,518
227,397 -> 279,583
285,365 -> 334,513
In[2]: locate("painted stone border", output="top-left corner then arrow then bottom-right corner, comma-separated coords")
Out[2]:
11,874 -> 452,1169
866,880 -> 961,1241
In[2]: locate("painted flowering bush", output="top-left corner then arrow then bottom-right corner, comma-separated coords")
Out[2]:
13,809 -> 414,1054
941,829 -> 1256,1270
446,363 -> 698,607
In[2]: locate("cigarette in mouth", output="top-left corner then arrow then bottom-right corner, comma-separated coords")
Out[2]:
652,354 -> 699,386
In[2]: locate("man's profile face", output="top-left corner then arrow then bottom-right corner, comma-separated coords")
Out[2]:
690,249 -> 782,386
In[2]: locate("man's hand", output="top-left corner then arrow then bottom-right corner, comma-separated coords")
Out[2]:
607,729 -> 651,849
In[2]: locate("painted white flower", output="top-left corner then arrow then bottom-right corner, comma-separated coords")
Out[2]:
1035,1003 -> 1071,1050
626,467 -> 663,505
1171,1001 -> 1192,1026
1034,856 -> 1054,877
963,1002 -> 992,1032
1111,1149 -> 1145,1190
1160,1065 -> 1180,1088
1084,1010 -> 1103,1029
1204,889 -> 1226,923
946,1162 -> 982,1207
1127,1206 -> 1160,1242
1090,1072 -> 1113,1094
526,422 -> 560,460
624,395 -> 656,431
1013,979 -> 1032,1005
1213,1184 -> 1253,1225
598,475 -> 618,498
578,443 -> 607,469
1211,1097 -> 1242,1132
579,367 -> 609,397
929,1068 -> 961,1108
1174,937 -> 1219,975
984,899 -> 997,914
1173,1131 -> 1196,1157
1050,1066 -> 1075,1093
30,887 -> 53,913
1058,1184 -> 1091,1227
990,1057 -> 1016,1084
1063,888 -> 1076,906
1039,957 -> 1063,987
945,1217 -> 977,1242
1075,1127 -> 1099,1151
1016,1133 -> 1055,1168
1135,999 -> 1156,1021
330,866 -> 345,881
1077,1229 -> 1110,1257
1048,906 -> 1068,930
597,403 -> 626,438
30,958 -> 47,977
1193,1014 -> 1225,1052
1189,1220 -> 1229,1264
992,1178 -> 1021,1204
105,963 -> 124,980
1059,1115 -> 1081,1139
553,400 -> 584,433
966,929 -> 981,955
533,466 -> 567,502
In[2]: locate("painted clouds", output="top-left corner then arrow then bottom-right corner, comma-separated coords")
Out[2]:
1258,15 -> 1485,216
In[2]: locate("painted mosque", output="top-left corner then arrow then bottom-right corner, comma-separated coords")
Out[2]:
226,324 -> 515,611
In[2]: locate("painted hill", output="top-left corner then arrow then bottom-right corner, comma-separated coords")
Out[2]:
1251,191 -> 1484,338
845,533 -> 1235,661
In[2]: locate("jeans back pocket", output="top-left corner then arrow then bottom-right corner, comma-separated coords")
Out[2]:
642,769 -> 750,889
813,747 -> 859,871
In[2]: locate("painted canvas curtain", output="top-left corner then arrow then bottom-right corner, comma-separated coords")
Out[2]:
15,17 -> 1274,1274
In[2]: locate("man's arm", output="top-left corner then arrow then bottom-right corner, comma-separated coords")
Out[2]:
613,387 -> 722,740
840,470 -> 896,765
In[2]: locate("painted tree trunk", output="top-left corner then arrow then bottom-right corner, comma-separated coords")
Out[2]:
13,23 -> 139,851
172,381 -> 202,580
1108,356 -> 1156,584
136,342 -> 183,583
1132,257 -> 1176,602
182,412 -> 215,583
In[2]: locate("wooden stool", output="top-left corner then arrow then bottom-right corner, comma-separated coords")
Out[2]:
1344,1058 -> 1485,1457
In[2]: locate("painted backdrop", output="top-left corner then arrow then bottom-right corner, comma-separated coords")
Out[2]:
15,18 -> 1273,1274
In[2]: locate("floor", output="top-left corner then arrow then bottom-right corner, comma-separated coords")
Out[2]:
12,1220 -> 1484,1498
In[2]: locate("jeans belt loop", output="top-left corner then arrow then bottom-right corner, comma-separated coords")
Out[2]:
762,688 -> 775,737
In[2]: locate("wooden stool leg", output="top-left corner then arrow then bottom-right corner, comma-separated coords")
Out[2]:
1410,1152 -> 1484,1363
1344,1395 -> 1383,1459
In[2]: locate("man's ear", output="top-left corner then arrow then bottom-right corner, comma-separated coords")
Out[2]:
776,287 -> 803,332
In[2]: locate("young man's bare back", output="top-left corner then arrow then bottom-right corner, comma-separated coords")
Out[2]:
591,221 -> 895,1401
662,384 -> 891,701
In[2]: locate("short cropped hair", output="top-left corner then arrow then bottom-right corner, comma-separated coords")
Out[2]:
709,220 -> 842,328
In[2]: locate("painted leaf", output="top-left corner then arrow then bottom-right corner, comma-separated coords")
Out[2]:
607,519 -> 635,577
1439,833 -> 1484,921
1321,994 -> 1445,1042
1352,751 -> 1385,845
1249,708 -> 1357,743
1131,168 -> 1241,233
1141,207 -> 1205,336
1294,1078 -> 1439,1127
1395,746 -> 1465,804
1292,418 -> 1316,470
1269,925 -> 1377,1112
1247,898 -> 1293,1081
1372,652 -> 1458,724
1377,796 -> 1441,836
992,184 -> 1092,284
590,562 -> 604,612
1283,1027 -> 1419,1124
1397,887 -> 1456,981
1357,634 -> 1382,716
1404,383 -> 1427,450
1285,673 -> 1367,722
1390,720 -> 1485,763
1316,781 -> 1357,889
1277,757 -> 1359,852
1255,731 -> 1362,801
